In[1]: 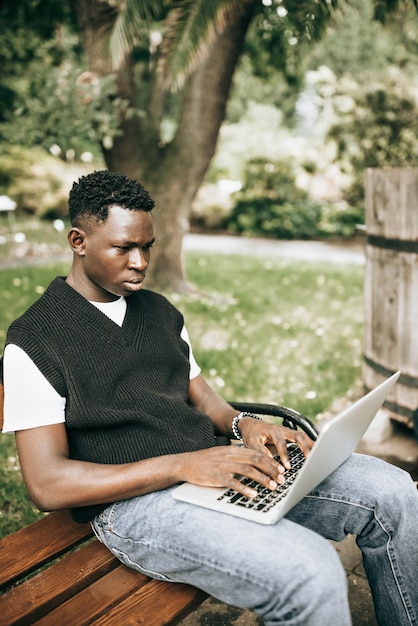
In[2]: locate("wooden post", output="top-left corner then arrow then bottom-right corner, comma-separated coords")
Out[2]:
364,167 -> 418,428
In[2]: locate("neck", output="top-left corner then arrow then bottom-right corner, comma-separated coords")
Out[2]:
65,270 -> 119,303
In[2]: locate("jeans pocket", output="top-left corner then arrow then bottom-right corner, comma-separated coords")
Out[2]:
91,501 -> 119,543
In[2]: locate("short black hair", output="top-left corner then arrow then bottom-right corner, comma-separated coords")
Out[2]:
69,170 -> 155,226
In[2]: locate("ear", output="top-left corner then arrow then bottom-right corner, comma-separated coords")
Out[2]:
68,227 -> 87,256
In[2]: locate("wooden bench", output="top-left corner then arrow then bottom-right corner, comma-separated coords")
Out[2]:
0,509 -> 210,625
0,365 -> 318,625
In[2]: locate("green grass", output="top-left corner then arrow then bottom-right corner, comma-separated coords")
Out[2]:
180,253 -> 364,416
0,253 -> 364,537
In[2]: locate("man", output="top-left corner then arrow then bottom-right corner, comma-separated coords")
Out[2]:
3,170 -> 418,625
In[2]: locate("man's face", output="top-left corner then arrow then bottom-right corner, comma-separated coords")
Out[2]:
72,206 -> 155,302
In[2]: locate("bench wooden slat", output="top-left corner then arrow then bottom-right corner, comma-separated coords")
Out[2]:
0,510 -> 92,589
32,565 -> 150,626
90,578 -> 209,626
0,508 -> 209,626
0,541 -> 118,625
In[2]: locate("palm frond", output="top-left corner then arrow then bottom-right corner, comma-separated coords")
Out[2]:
108,0 -> 171,69
282,0 -> 340,43
157,0 -> 253,90
106,0 -> 418,81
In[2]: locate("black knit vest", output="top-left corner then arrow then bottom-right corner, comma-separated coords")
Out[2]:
6,277 -> 216,522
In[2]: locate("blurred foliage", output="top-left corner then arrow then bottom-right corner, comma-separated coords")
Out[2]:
2,0 -> 416,162
0,146 -> 94,218
326,70 -> 418,205
0,0 -> 131,160
236,0 -> 418,127
208,0 -> 418,238
306,0 -> 418,77
0,0 -> 73,74
0,0 -> 417,235
0,59 -> 132,161
0,0 -> 74,123
297,0 -> 418,206
226,196 -> 323,239
1,56 -> 132,161
224,158 -> 363,239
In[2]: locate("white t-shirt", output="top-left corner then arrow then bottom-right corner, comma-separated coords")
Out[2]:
3,297 -> 201,433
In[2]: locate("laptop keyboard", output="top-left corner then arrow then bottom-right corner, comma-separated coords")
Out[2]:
217,444 -> 306,513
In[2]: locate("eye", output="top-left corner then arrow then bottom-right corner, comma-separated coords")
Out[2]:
143,242 -> 154,251
115,245 -> 130,251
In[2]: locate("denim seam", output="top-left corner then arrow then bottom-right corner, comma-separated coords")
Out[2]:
149,542 -> 273,590
304,494 -> 416,626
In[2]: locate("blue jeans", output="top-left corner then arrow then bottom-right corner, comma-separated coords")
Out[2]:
91,454 -> 418,625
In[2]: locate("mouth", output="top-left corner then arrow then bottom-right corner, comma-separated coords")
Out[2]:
126,274 -> 146,285
123,276 -> 145,290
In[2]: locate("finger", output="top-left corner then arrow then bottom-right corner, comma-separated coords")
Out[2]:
268,426 -> 315,462
285,430 -> 315,456
251,428 -> 292,470
238,437 -> 288,476
273,438 -> 291,470
251,447 -> 288,479
228,471 -> 278,499
225,446 -> 285,484
239,456 -> 286,488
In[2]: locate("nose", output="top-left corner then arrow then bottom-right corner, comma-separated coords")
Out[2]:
128,248 -> 148,271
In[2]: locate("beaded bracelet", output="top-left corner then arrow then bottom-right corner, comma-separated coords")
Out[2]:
231,411 -> 262,440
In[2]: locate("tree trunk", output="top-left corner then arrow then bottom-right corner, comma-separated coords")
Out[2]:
146,1 -> 258,292
70,0 -> 153,181
71,0 -> 258,292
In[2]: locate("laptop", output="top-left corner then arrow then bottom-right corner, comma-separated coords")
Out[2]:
173,372 -> 400,524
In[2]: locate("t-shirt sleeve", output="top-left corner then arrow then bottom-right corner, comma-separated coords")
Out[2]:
181,325 -> 201,379
2,344 -> 66,433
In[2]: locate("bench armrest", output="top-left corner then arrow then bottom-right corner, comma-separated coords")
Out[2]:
229,401 -> 318,441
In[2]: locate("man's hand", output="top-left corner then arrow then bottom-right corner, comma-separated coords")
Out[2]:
187,373 -> 315,495
178,422 -> 315,500
237,417 -> 315,471
178,445 -> 285,499
188,373 -> 314,467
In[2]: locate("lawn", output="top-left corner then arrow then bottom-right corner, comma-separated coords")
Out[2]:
0,251 -> 364,537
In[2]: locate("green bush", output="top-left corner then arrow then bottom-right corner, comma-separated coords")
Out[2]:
235,158 -> 305,202
227,196 -> 323,239
224,157 -> 363,239
319,203 -> 365,238
225,158 -> 313,238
